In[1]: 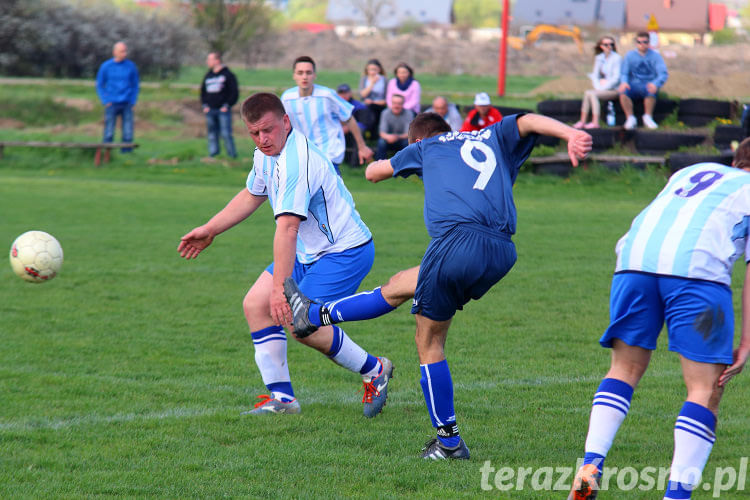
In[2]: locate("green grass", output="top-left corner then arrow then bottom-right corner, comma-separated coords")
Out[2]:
1,160 -> 749,499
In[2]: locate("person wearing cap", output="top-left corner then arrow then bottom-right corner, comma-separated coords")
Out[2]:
337,83 -> 374,165
460,92 -> 503,132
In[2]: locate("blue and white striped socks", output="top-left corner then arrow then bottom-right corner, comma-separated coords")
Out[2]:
664,402 -> 716,499
583,378 -> 634,468
328,325 -> 381,378
251,325 -> 295,402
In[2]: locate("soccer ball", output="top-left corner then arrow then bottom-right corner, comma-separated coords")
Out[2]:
9,231 -> 64,283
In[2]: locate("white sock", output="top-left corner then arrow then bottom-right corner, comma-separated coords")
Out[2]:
328,326 -> 368,373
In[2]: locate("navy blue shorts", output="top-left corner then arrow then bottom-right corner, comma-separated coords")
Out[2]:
623,82 -> 658,100
600,272 -> 734,364
412,224 -> 516,321
265,240 -> 374,303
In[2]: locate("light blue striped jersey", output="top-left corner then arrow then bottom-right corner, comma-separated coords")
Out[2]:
281,84 -> 354,165
246,128 -> 371,264
615,163 -> 750,285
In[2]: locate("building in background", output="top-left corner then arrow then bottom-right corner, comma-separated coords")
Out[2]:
326,0 -> 453,29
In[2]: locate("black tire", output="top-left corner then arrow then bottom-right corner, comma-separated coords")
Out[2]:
537,99 -> 583,115
713,125 -> 745,148
678,99 -> 732,117
635,131 -> 707,154
668,152 -> 734,173
587,128 -> 620,151
495,106 -> 534,116
679,115 -> 716,127
536,135 -> 561,147
532,161 -> 571,176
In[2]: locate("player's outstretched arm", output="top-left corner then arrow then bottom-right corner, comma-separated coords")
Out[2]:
178,189 -> 266,259
517,113 -> 592,167
365,159 -> 394,183
270,214 -> 301,326
345,116 -> 374,164
719,263 -> 750,386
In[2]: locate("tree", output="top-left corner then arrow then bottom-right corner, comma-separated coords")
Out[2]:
348,0 -> 394,27
191,0 -> 276,56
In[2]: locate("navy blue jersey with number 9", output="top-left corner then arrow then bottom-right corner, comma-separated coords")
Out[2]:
390,115 -> 537,238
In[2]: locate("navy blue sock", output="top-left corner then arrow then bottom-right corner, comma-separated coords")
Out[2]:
419,359 -> 460,448
308,286 -> 395,327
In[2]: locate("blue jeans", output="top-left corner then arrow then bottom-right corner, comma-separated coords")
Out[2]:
206,108 -> 237,158
375,137 -> 408,160
103,102 -> 134,152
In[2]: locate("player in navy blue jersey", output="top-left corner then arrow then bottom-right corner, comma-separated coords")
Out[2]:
285,112 -> 592,459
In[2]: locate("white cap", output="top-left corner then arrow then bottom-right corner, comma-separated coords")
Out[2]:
474,92 -> 491,105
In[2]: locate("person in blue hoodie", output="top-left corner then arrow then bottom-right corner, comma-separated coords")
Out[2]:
96,42 -> 140,152
618,32 -> 668,130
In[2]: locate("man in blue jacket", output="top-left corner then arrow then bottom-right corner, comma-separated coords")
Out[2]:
96,42 -> 140,153
618,32 -> 668,130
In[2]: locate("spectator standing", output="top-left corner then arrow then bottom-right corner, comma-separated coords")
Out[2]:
376,94 -> 414,160
96,41 -> 139,154
200,52 -> 239,158
460,92 -> 502,132
281,56 -> 373,175
358,59 -> 387,138
386,62 -> 421,115
618,31 -> 669,130
574,35 -> 622,129
425,96 -> 463,132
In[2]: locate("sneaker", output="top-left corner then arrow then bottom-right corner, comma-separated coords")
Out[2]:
362,357 -> 394,418
642,114 -> 658,129
573,120 -> 585,129
420,438 -> 470,460
283,277 -> 329,338
583,122 -> 599,129
568,463 -> 602,500
241,394 -> 301,415
624,115 -> 638,130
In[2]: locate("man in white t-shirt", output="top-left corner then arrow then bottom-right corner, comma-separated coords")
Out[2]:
281,56 -> 373,174
178,92 -> 392,418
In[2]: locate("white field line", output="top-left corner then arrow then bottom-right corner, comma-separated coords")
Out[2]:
0,370 -> 683,432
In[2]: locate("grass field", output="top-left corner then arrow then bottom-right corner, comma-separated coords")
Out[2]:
2,160 -> 749,498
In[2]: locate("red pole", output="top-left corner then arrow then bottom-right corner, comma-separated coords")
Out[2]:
498,0 -> 509,97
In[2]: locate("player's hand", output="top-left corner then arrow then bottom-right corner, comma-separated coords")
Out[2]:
646,82 -> 658,95
358,144 -> 374,165
718,345 -> 750,387
566,129 -> 593,167
269,285 -> 293,326
178,226 -> 214,259
618,82 -> 630,93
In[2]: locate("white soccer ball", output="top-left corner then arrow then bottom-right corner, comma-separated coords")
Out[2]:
9,231 -> 64,283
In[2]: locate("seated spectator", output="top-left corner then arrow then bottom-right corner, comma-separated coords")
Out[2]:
460,92 -> 503,132
337,83 -> 373,165
337,83 -> 372,134
386,62 -> 421,115
376,94 -> 415,160
574,35 -> 622,129
358,59 -> 387,138
425,96 -> 463,131
618,31 -> 668,130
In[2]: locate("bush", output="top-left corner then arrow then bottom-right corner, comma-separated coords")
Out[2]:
0,0 -> 198,78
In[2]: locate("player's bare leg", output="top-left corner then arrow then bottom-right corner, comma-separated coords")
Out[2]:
415,314 -> 470,460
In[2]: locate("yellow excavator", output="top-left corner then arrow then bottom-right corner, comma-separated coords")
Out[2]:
508,25 -> 584,53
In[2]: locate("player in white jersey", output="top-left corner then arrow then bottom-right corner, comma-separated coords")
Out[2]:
281,56 -> 373,174
569,138 -> 750,500
178,93 -> 393,418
